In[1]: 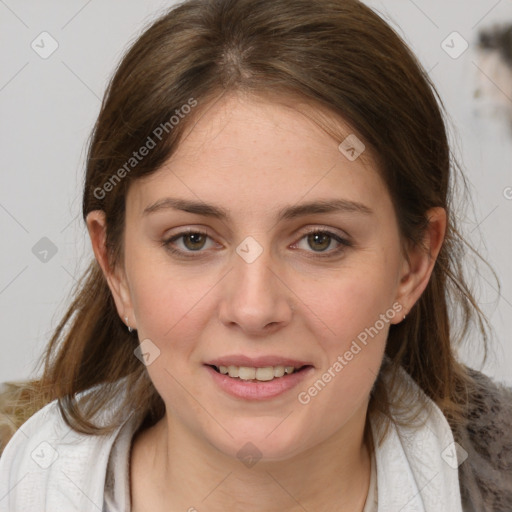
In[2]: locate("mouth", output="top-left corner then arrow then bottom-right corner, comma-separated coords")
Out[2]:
206,364 -> 313,382
204,358 -> 315,400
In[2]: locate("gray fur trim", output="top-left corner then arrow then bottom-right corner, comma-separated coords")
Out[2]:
454,368 -> 512,511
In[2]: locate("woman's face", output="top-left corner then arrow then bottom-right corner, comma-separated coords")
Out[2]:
112,92 -> 413,461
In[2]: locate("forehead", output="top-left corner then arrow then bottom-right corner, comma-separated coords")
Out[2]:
127,91 -> 391,220
172,90 -> 376,165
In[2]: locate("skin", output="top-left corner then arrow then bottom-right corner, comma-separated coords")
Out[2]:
87,90 -> 446,511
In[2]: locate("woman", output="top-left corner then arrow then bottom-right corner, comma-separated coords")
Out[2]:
1,0 -> 511,510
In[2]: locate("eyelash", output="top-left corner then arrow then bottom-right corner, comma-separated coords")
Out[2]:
161,228 -> 352,259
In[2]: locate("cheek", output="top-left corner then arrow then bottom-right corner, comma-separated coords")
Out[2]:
127,244 -> 213,342
290,255 -> 399,410
292,271 -> 396,432
127,266 -> 210,419
297,259 -> 399,349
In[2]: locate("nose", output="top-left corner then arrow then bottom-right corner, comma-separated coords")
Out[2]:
218,243 -> 294,336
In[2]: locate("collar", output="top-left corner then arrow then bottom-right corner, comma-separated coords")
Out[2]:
370,363 -> 464,511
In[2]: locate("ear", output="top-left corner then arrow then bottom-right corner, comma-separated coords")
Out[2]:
391,207 -> 447,324
85,210 -> 136,330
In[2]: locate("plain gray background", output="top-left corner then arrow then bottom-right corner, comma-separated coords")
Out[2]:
1,0 -> 511,385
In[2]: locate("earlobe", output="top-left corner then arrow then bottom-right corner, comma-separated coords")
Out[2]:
85,210 -> 135,327
392,207 -> 447,323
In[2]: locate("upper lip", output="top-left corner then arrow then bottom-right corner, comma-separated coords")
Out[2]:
205,355 -> 313,368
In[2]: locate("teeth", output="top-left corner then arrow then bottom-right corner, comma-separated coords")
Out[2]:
255,367 -> 274,381
274,366 -> 285,377
238,367 -> 256,380
215,365 -> 301,381
227,365 -> 239,377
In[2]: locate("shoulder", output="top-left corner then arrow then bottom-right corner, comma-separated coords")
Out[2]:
455,367 -> 512,512
463,367 -> 512,461
0,385 -> 132,512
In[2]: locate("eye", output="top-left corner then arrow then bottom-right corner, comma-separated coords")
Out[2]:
162,227 -> 352,259
292,229 -> 352,257
162,229 -> 215,256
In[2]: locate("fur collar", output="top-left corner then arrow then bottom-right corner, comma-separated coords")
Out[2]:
455,368 -> 512,511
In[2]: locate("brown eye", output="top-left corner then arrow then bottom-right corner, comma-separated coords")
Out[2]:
306,232 -> 332,252
162,230 -> 214,257
182,232 -> 207,251
293,229 -> 352,258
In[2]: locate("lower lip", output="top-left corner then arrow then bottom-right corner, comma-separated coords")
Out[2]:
205,365 -> 314,400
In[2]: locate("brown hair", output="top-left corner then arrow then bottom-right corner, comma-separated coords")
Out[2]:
0,0 -> 497,454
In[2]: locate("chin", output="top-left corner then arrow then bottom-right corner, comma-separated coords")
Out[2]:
204,422 -> 309,464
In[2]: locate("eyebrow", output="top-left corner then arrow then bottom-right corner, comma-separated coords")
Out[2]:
143,197 -> 373,221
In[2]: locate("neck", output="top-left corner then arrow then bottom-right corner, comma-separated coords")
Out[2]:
131,404 -> 373,512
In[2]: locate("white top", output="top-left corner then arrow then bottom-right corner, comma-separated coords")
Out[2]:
0,365 -> 464,512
